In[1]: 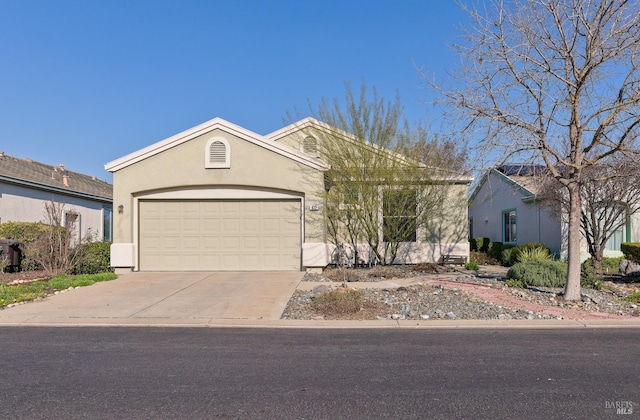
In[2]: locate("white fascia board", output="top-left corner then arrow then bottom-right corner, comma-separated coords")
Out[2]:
270,118 -> 473,184
266,117 -> 320,141
105,117 -> 327,173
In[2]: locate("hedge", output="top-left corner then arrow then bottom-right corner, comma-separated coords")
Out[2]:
621,242 -> 640,263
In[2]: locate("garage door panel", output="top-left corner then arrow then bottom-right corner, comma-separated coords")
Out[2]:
203,237 -> 220,250
140,199 -> 301,271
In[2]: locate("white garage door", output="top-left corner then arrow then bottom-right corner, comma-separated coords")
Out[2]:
139,200 -> 301,271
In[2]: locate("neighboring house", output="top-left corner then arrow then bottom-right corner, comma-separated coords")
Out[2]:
468,165 -> 640,259
105,117 -> 472,273
0,152 -> 114,242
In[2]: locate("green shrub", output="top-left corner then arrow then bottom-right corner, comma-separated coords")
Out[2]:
517,247 -> 552,263
469,238 -> 478,252
0,222 -> 49,271
582,257 -> 622,274
476,237 -> 490,253
504,243 -> 550,266
72,242 -> 113,275
501,247 -> 514,266
0,222 -> 48,243
488,241 -> 504,260
465,260 -> 479,271
602,256 -> 623,273
505,278 -> 525,288
507,260 -> 568,288
579,258 -> 623,290
621,243 -> 640,263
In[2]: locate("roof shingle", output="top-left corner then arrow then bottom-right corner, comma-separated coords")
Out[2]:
0,153 -> 112,201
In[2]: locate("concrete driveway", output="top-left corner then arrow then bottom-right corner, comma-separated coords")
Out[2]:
0,271 -> 303,326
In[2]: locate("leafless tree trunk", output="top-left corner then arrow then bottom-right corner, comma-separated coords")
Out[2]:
429,0 -> 640,300
541,159 -> 640,273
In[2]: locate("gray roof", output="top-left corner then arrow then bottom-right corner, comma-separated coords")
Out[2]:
0,152 -> 112,202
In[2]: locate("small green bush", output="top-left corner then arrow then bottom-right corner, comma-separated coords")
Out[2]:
621,242 -> 640,263
579,257 -> 622,290
0,222 -> 48,243
488,241 -> 504,260
476,237 -> 490,253
517,247 -> 552,263
582,257 -> 622,274
469,238 -> 478,252
507,260 -> 568,288
504,243 -> 550,266
501,247 -> 514,266
505,278 -> 525,288
465,260 -> 479,271
72,242 -> 113,275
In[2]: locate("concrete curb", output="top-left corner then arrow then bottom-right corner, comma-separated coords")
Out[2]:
1,317 -> 639,329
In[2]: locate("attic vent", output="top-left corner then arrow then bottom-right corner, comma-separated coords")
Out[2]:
205,137 -> 231,168
302,137 -> 318,155
210,142 -> 226,162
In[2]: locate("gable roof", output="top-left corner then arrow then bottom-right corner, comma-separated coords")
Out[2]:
104,117 -> 328,173
469,167 -> 539,203
269,117 -> 473,184
0,152 -> 112,202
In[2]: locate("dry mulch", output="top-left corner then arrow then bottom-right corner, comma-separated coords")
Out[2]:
0,270 -> 52,284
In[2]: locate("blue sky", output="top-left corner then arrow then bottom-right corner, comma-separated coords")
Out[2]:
0,1 -> 468,181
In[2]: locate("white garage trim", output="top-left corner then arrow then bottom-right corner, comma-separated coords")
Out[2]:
132,187 -> 304,271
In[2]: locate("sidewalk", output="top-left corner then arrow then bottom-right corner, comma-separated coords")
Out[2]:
0,270 -> 638,329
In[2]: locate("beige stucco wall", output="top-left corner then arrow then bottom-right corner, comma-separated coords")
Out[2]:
111,119 -> 472,269
111,128 -> 326,247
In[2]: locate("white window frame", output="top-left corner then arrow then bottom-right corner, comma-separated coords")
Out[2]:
102,206 -> 113,242
205,137 -> 231,168
502,209 -> 517,244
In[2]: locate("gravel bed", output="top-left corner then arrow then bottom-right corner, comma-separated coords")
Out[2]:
282,269 -> 640,321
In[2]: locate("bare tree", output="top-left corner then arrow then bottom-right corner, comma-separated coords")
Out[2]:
25,199 -> 91,275
293,82 -> 465,265
430,0 -> 640,300
542,159 -> 640,273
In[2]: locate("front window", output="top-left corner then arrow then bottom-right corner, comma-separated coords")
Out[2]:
503,210 -> 516,243
103,207 -> 113,242
383,189 -> 417,242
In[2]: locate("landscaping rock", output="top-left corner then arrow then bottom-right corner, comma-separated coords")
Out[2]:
620,259 -> 640,277
312,285 -> 332,297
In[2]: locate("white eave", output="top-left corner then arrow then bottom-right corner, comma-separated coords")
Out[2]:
105,117 -> 328,173
269,117 -> 473,184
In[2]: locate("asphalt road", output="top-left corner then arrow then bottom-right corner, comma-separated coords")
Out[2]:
0,327 -> 637,419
